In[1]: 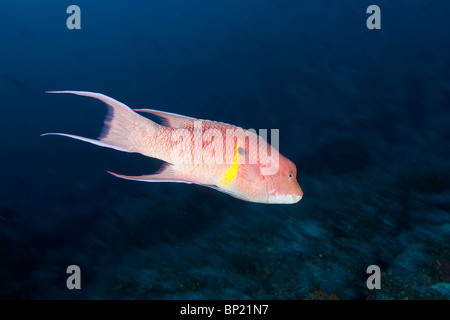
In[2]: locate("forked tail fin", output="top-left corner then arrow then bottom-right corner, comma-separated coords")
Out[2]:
42,91 -> 156,153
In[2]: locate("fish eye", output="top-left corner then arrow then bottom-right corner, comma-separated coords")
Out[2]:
287,172 -> 294,179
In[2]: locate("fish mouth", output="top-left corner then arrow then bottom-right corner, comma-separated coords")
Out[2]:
291,194 -> 303,203
285,193 -> 302,204
267,193 -> 302,204
290,182 -> 303,203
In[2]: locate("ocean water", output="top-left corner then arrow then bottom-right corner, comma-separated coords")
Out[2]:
0,0 -> 449,299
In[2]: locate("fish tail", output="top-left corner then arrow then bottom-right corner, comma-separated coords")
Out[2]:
43,91 -> 156,153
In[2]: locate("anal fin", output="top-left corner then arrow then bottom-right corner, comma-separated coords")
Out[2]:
107,164 -> 191,184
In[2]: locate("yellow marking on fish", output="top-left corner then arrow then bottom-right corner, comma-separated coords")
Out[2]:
220,143 -> 240,187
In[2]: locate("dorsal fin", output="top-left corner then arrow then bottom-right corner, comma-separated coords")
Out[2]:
134,109 -> 196,128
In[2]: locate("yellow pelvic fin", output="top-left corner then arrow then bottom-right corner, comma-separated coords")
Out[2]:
220,143 -> 240,187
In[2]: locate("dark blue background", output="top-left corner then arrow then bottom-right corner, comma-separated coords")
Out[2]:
0,0 -> 449,299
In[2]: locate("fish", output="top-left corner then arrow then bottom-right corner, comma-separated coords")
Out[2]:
42,91 -> 303,204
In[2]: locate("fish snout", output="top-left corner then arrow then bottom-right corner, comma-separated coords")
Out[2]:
290,181 -> 303,203
284,192 -> 302,204
267,184 -> 303,204
292,194 -> 302,203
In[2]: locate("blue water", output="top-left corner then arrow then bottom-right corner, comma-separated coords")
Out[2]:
1,0 -> 449,299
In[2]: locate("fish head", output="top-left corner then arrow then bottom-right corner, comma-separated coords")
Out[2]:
266,155 -> 303,204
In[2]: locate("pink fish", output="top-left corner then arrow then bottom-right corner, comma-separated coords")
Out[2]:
43,91 -> 303,204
